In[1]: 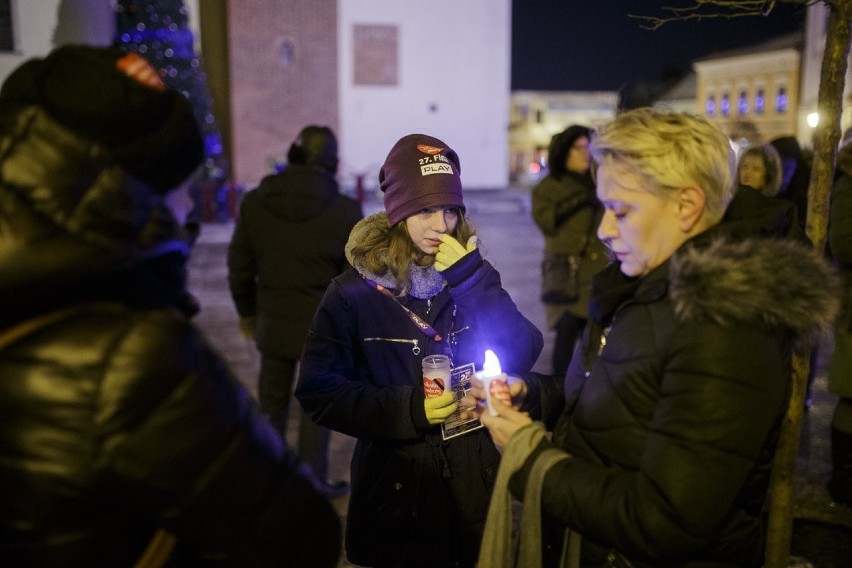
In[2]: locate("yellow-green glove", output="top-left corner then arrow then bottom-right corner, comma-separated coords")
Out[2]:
434,234 -> 478,272
424,391 -> 458,425
239,315 -> 257,340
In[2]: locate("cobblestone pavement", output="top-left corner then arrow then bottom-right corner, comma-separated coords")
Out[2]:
186,188 -> 852,567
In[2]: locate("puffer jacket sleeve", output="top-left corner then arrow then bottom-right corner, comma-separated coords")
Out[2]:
226,194 -> 258,318
92,309 -> 340,566
296,275 -> 426,441
514,320 -> 788,563
442,250 -> 543,375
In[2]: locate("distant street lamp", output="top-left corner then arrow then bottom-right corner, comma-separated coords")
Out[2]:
807,112 -> 820,128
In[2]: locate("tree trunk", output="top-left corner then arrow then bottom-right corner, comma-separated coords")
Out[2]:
765,1 -> 852,566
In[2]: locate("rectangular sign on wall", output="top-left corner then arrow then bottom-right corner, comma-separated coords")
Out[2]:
353,24 -> 397,86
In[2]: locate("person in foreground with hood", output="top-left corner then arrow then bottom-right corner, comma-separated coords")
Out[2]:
227,125 -> 362,497
295,133 -> 543,567
465,109 -> 839,567
0,45 -> 340,566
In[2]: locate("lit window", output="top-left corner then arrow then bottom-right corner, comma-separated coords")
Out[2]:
776,87 -> 788,113
738,90 -> 748,114
755,89 -> 765,114
706,94 -> 716,116
721,93 -> 730,116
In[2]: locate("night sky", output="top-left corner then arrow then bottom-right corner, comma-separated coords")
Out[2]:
512,0 -> 807,91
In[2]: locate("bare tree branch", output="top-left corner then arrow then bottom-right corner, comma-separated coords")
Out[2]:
629,0 -> 811,30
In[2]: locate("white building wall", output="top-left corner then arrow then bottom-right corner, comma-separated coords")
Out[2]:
0,0 -> 115,81
337,0 -> 510,190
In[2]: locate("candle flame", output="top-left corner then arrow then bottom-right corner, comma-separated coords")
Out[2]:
483,349 -> 502,376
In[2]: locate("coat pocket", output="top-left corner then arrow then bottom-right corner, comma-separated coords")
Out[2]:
368,449 -> 417,518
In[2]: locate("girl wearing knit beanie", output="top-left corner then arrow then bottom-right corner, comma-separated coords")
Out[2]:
296,134 -> 543,567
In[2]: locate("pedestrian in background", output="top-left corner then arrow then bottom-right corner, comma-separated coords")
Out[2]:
0,45 -> 340,566
227,125 -> 362,497
826,130 -> 852,509
771,135 -> 810,228
296,133 -> 543,567
532,125 -> 608,379
737,143 -> 784,197
468,109 -> 839,567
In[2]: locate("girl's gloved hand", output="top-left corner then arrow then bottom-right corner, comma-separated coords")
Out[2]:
424,390 -> 458,425
435,234 -> 478,272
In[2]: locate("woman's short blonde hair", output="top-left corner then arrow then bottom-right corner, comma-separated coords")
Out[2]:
589,108 -> 736,223
737,143 -> 784,197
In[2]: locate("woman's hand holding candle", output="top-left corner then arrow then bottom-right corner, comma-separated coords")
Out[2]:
461,349 -> 529,421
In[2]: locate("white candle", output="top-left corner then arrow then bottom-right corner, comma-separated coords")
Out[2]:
476,349 -> 511,416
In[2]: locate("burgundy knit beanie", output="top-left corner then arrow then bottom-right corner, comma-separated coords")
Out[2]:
379,134 -> 465,225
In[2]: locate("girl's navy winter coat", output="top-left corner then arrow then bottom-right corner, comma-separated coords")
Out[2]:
296,212 -> 543,567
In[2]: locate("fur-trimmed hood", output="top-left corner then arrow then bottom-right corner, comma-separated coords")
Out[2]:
670,236 -> 840,349
344,211 -> 444,298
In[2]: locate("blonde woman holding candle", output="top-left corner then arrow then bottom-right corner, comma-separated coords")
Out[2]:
296,134 -> 542,568
466,109 -> 839,567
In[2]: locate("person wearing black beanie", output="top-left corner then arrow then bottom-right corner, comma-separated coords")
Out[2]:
0,45 -> 340,567
228,125 -> 362,498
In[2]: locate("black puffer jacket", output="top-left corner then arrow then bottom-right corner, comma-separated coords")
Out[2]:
0,108 -> 340,566
519,219 -> 839,566
296,213 -> 543,567
227,164 -> 362,358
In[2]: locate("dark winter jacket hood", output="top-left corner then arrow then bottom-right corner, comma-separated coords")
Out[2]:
344,211 -> 445,298
670,235 -> 839,350
0,106 -> 195,327
252,163 -> 342,223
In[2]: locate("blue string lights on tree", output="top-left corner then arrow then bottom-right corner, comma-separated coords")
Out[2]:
115,0 -> 230,220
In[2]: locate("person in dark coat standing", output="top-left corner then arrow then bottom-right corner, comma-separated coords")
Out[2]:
227,125 -> 362,496
532,125 -> 608,379
770,135 -> 810,229
826,134 -> 852,508
296,133 -> 543,568
467,109 -> 839,567
0,45 -> 340,567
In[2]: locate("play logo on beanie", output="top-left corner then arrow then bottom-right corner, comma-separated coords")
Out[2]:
380,134 -> 465,225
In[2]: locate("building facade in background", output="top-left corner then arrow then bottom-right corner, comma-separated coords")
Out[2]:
3,2 -> 845,191
694,32 -> 802,147
1,0 -> 510,193
508,90 -> 618,184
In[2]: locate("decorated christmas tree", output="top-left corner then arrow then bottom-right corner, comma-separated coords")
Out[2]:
114,0 -> 231,221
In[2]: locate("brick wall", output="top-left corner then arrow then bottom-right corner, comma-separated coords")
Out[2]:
228,0 -> 338,186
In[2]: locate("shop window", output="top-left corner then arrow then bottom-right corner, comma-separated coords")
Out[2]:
0,0 -> 12,52
776,87 -> 788,113
706,94 -> 716,116
755,88 -> 765,114
738,90 -> 748,114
